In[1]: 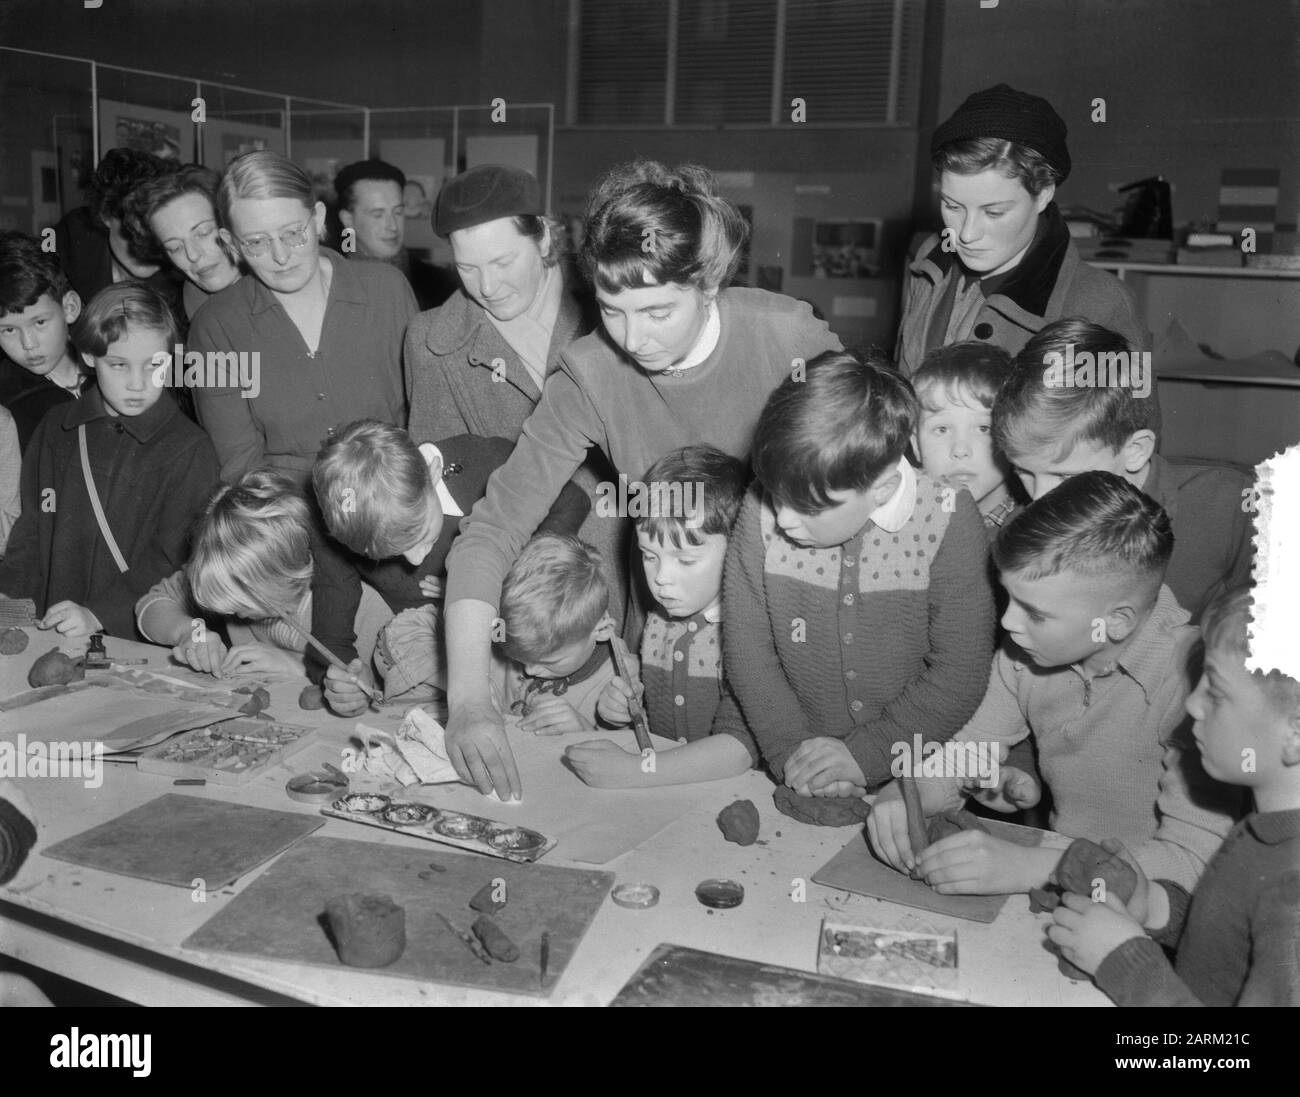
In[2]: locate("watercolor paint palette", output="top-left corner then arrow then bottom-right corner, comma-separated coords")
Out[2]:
817,918 -> 967,1001
321,797 -> 556,863
136,719 -> 316,784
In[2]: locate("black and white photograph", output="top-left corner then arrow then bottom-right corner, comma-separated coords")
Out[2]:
0,0 -> 1296,1045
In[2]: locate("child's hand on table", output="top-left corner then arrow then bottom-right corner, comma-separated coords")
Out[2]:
916,830 -> 1057,895
38,601 -> 101,638
565,739 -> 642,787
866,778 -> 956,873
323,658 -> 376,716
221,643 -> 303,678
783,737 -> 865,797
172,634 -> 230,677
521,695 -> 588,736
596,674 -> 641,727
1046,891 -> 1146,976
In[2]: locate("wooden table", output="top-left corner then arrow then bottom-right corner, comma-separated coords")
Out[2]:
0,630 -> 1105,1007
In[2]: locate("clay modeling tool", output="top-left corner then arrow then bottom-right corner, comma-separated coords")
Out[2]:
436,911 -> 491,965
898,775 -> 929,872
539,930 -> 550,987
271,611 -> 382,704
609,636 -> 653,753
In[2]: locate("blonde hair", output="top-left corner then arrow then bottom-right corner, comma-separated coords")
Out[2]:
186,470 -> 313,619
499,533 -> 608,663
313,420 -> 434,559
217,150 -> 314,228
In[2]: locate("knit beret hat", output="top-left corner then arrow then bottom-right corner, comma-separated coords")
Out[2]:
930,84 -> 1070,183
434,164 -> 542,237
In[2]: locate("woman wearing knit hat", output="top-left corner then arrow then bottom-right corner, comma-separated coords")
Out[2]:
438,160 -> 842,800
896,84 -> 1147,375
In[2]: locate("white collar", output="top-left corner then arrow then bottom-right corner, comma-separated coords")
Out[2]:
417,443 -> 464,518
868,458 -> 917,533
702,599 -> 722,624
662,299 -> 720,376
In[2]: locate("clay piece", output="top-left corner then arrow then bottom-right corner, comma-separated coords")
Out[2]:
1055,838 -> 1138,904
471,915 -> 519,962
298,684 -> 325,710
925,808 -> 990,845
716,799 -> 760,846
27,649 -> 84,687
237,686 -> 272,715
469,881 -> 507,914
772,784 -> 872,827
1027,886 -> 1062,914
325,892 -> 406,968
0,628 -> 29,655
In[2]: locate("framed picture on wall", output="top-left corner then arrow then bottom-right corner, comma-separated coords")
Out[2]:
810,218 -> 882,278
201,118 -> 285,168
98,98 -> 194,163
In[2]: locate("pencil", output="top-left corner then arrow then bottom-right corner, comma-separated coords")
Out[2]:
609,636 -> 653,753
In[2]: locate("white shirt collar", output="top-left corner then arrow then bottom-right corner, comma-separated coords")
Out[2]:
662,298 -> 720,375
417,443 -> 464,518
868,457 -> 917,533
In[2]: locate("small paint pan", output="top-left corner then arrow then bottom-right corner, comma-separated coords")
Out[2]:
333,792 -> 391,814
611,883 -> 660,910
695,878 -> 745,909
286,769 -> 349,804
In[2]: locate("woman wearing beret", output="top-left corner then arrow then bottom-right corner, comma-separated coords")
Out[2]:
441,160 -> 842,799
188,152 -> 415,486
896,84 -> 1147,374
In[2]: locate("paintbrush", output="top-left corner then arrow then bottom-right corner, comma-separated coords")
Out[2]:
898,774 -> 929,877
539,930 -> 550,987
436,911 -> 491,965
609,635 -> 653,753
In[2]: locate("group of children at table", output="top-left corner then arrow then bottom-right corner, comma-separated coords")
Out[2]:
0,218 -> 1294,1009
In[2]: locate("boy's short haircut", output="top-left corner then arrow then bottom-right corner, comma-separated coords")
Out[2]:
313,419 -> 433,560
995,317 -> 1148,462
1200,586 -> 1300,717
0,231 -> 73,315
913,340 -> 1013,412
499,533 -> 609,663
71,282 -> 180,357
187,470 -> 313,619
752,349 -> 918,514
993,470 -> 1173,594
637,444 -> 747,549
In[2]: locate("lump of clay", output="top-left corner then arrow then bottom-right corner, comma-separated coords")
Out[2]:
772,784 -> 872,827
298,684 -> 325,710
716,799 -> 760,846
1028,885 -> 1062,914
471,916 -> 519,962
925,808 -> 989,845
469,881 -> 506,914
237,686 -> 271,715
0,628 -> 29,655
1055,839 -> 1137,904
28,649 -> 84,688
325,892 -> 406,968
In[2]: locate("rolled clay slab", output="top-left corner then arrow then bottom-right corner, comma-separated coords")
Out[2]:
326,892 -> 406,968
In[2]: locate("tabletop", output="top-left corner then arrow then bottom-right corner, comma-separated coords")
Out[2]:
0,628 -> 1105,1007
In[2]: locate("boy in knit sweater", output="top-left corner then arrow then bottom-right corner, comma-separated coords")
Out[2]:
567,444 -> 755,787
721,351 -> 995,806
997,317 -> 1253,622
1048,586 -> 1300,1006
868,471 -> 1240,894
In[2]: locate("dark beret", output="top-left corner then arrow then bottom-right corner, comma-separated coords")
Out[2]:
931,83 -> 1070,183
434,164 -> 542,237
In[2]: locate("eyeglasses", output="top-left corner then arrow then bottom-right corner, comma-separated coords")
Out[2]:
232,216 -> 317,258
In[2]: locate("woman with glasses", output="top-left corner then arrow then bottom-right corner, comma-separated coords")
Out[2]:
188,151 -> 416,485
126,166 -> 242,321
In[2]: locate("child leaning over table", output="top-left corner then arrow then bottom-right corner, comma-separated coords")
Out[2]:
867,471 -> 1242,895
493,532 -> 618,735
720,350 -> 996,810
311,421 -> 590,716
0,282 -> 218,640
566,444 -> 755,787
1049,587 -> 1300,1007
